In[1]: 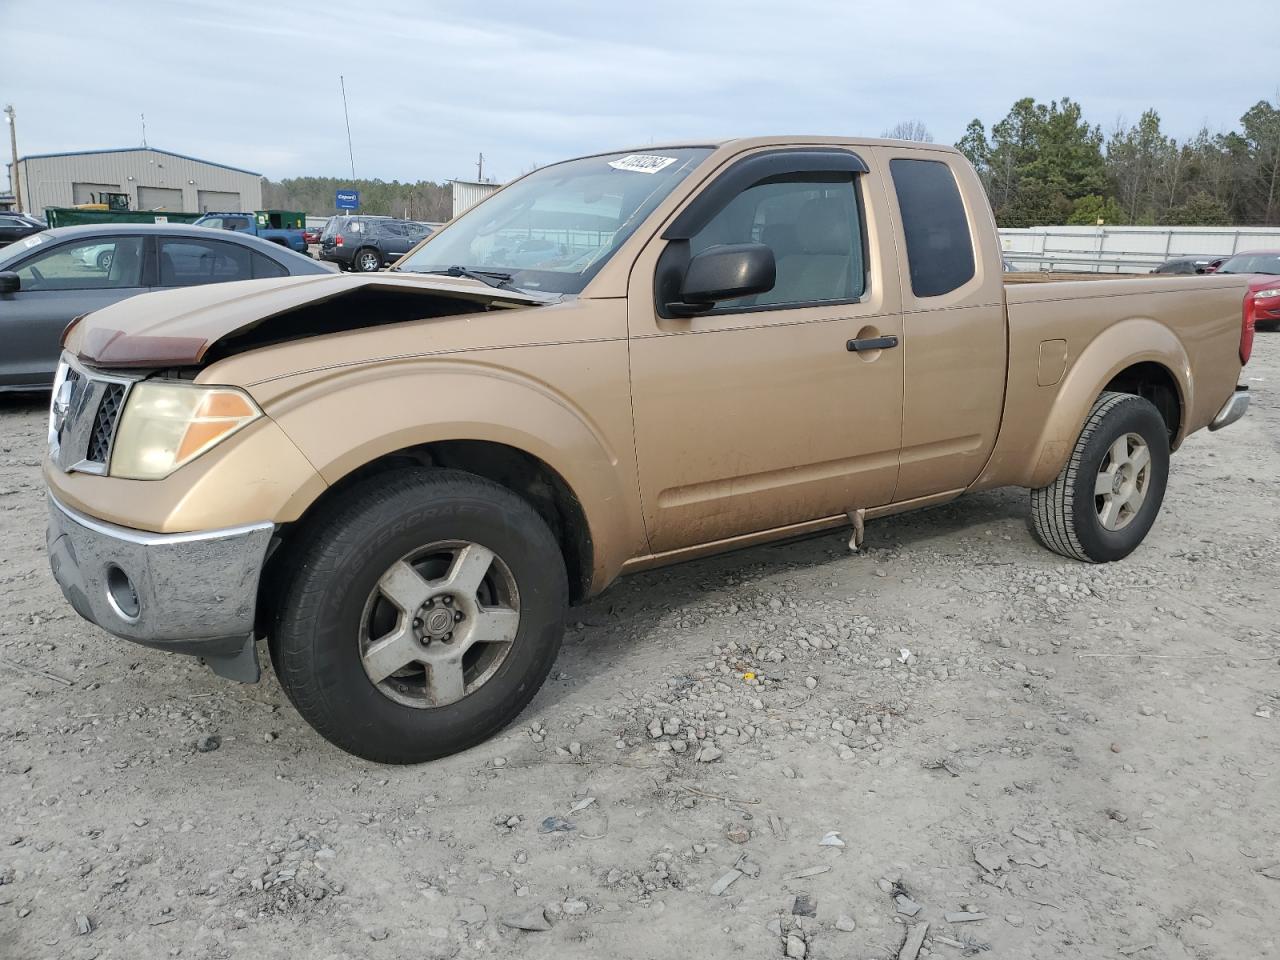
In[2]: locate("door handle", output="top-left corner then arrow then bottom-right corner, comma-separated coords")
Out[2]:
846,335 -> 899,352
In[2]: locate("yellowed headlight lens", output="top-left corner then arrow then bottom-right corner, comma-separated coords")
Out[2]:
110,382 -> 261,480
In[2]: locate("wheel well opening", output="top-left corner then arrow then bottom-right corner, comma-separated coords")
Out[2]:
257,442 -> 594,637
1103,362 -> 1181,440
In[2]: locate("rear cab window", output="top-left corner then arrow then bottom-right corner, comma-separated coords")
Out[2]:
889,157 -> 975,298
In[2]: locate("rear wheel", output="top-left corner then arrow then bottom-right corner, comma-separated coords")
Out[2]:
353,247 -> 382,272
271,469 -> 567,763
1030,391 -> 1170,562
96,250 -> 113,271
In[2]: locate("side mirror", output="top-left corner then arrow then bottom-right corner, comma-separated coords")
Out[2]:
0,271 -> 19,294
672,243 -> 775,315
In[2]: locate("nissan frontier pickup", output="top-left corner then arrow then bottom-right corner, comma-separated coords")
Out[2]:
44,137 -> 1254,762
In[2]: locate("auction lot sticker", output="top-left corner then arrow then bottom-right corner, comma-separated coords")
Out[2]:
608,154 -> 678,174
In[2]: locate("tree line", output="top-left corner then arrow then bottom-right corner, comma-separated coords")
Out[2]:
952,95 -> 1280,228
264,96 -> 1280,230
261,176 -> 453,222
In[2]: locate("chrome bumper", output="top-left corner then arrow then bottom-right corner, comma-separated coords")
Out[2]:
46,494 -> 273,659
1209,387 -> 1249,431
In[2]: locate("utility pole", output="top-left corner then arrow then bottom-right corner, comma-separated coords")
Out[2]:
4,105 -> 21,214
477,152 -> 484,183
339,76 -> 356,183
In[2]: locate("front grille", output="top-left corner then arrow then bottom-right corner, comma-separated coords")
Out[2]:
87,383 -> 126,464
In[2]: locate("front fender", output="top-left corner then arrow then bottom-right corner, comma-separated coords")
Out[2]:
977,317 -> 1191,491
259,353 -> 646,590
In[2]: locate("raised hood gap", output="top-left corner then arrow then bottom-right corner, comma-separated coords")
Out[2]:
72,274 -> 544,369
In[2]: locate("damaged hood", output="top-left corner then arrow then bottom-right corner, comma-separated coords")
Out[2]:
66,272 -> 548,367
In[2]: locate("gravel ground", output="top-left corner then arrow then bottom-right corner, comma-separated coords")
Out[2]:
2,338 -> 1278,960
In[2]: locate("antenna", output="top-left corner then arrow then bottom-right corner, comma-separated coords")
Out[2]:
340,76 -> 356,181
477,152 -> 484,183
141,113 -> 147,148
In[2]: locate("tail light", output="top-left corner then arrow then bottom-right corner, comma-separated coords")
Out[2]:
335,235 -> 344,246
1241,292 -> 1256,365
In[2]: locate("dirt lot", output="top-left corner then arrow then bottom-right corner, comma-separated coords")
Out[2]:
2,341 -> 1278,960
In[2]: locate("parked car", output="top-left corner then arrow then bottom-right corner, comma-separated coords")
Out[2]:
72,242 -> 118,271
319,216 -> 435,271
303,221 -> 328,246
0,212 -> 46,247
0,224 -> 331,392
43,138 -> 1252,763
1152,254 -> 1226,275
191,212 -> 308,254
1212,250 -> 1280,329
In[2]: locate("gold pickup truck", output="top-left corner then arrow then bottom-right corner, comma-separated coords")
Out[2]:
43,137 -> 1254,762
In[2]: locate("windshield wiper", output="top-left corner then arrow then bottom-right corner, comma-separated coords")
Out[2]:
414,266 -> 515,289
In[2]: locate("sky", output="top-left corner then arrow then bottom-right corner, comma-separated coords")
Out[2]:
0,0 -> 1272,186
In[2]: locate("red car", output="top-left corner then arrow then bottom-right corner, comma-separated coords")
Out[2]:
1211,251 -> 1280,332
303,221 -> 328,245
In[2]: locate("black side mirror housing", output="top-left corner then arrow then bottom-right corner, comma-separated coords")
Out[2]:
0,271 -> 20,294
669,243 -> 775,315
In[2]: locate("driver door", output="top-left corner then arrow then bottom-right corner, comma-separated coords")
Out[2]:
0,235 -> 149,388
627,149 -> 905,552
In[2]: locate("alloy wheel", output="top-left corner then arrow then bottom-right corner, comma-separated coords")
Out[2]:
358,541 -> 520,708
1094,432 -> 1151,531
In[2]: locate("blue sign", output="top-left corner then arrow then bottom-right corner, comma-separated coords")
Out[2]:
335,189 -> 359,210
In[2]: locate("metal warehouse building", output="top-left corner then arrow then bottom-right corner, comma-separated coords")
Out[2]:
450,179 -> 501,218
12,147 -> 263,217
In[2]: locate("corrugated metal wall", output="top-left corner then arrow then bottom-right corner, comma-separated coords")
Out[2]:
15,149 -> 263,216
450,180 -> 500,218
1000,225 -> 1280,273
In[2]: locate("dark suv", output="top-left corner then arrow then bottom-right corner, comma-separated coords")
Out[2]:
319,216 -> 434,272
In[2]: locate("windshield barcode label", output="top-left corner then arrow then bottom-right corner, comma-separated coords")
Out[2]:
608,154 -> 678,174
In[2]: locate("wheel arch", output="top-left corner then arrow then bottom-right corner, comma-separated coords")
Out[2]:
259,439 -> 594,615
1102,360 -> 1184,444
256,360 -> 644,624
1022,319 -> 1191,489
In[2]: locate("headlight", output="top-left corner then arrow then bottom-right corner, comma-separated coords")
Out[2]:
110,382 -> 261,480
1254,287 -> 1280,299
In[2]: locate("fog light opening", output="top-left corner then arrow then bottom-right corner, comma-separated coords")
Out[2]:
105,565 -> 141,622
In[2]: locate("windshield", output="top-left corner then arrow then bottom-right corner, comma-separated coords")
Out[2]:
1217,253 -> 1280,275
0,231 -> 53,267
399,148 -> 712,294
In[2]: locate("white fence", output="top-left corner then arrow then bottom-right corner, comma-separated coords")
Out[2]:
998,225 -> 1280,274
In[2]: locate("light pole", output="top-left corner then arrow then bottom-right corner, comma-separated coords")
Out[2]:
4,105 -> 21,214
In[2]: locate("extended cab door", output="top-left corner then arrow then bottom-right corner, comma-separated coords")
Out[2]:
876,147 -> 1008,501
627,148 -> 905,552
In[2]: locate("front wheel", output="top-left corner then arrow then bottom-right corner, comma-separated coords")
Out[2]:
96,250 -> 113,271
1030,391 -> 1170,562
271,469 -> 567,763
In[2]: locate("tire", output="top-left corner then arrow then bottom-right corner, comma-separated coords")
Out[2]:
96,250 -> 112,271
353,247 -> 382,272
1030,391 -> 1170,563
271,468 -> 567,763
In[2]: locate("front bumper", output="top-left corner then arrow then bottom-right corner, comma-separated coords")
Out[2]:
46,494 -> 273,657
1209,387 -> 1249,432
